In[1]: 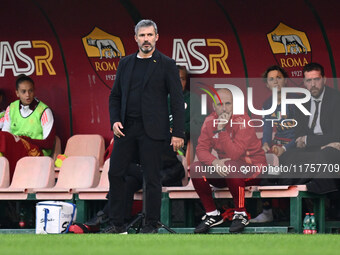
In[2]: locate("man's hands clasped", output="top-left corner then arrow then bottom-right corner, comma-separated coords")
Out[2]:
212,158 -> 231,177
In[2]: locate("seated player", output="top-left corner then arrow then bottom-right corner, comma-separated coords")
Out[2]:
251,65 -> 296,223
261,65 -> 296,157
191,88 -> 267,234
0,75 -> 55,180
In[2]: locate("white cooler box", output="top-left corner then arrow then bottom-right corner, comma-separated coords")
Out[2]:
36,201 -> 77,234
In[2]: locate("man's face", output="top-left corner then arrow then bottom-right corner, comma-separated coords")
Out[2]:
134,26 -> 159,54
16,81 -> 35,105
179,69 -> 187,91
213,90 -> 233,117
303,70 -> 326,98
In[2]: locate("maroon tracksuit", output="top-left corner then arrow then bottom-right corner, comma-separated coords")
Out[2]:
191,112 -> 267,212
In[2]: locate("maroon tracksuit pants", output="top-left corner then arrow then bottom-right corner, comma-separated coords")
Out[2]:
191,161 -> 260,212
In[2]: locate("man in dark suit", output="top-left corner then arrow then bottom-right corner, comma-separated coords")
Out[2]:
279,62 -> 340,194
103,19 -> 185,234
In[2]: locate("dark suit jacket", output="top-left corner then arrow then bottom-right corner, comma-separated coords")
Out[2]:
109,49 -> 185,140
295,86 -> 340,148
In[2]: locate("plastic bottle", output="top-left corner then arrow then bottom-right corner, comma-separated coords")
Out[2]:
303,213 -> 311,234
18,208 -> 25,228
310,213 -> 317,234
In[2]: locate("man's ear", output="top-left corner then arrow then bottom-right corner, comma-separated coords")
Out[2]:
15,90 -> 19,98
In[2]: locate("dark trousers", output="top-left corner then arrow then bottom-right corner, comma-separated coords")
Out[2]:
108,118 -> 164,225
124,164 -> 143,222
278,147 -> 340,194
102,164 -> 143,222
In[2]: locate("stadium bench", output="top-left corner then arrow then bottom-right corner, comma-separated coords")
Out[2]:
161,180 -> 198,227
34,156 -> 100,200
0,156 -> 55,200
64,134 -> 105,167
74,159 -> 110,222
161,183 -> 326,233
76,159 -> 110,200
0,157 -> 10,188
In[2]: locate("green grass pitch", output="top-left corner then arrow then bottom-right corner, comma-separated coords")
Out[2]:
1,234 -> 340,255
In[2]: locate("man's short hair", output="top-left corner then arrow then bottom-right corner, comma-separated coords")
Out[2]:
16,74 -> 35,90
135,19 -> 158,35
303,62 -> 325,77
176,65 -> 187,72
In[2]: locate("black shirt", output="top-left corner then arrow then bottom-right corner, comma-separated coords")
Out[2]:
126,57 -> 151,119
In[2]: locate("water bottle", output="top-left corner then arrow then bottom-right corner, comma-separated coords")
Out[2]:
18,208 -> 25,228
310,213 -> 317,234
303,213 -> 311,234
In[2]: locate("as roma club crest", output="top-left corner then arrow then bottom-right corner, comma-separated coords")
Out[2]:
267,22 -> 312,81
82,27 -> 125,89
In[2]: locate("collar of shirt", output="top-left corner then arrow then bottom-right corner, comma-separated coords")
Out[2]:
136,54 -> 153,59
308,87 -> 325,134
20,98 -> 39,117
